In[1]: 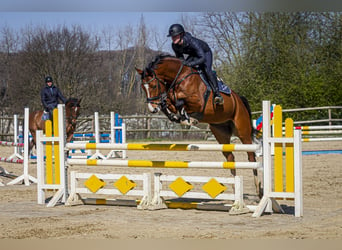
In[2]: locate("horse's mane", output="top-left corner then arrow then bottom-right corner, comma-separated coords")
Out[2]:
143,54 -> 179,77
66,98 -> 80,107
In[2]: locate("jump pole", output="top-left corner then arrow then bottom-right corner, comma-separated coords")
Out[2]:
66,142 -> 261,152
66,158 -> 262,169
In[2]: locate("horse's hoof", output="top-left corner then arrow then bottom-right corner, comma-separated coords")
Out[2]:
180,118 -> 198,126
171,115 -> 180,122
189,117 -> 199,126
180,120 -> 192,126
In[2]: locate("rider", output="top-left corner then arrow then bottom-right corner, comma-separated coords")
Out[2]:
168,23 -> 224,105
41,76 -> 67,120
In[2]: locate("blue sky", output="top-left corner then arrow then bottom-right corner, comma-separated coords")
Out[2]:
0,12 -> 193,34
0,0 -> 270,12
0,0 -> 340,50
0,12 -> 197,51
0,0 -> 340,12
1,0 -> 340,33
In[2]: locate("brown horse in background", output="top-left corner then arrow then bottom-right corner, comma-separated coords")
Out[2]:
29,98 -> 81,153
136,54 -> 262,198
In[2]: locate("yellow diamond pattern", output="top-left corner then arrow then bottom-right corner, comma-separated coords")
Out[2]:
114,176 -> 137,195
84,174 -> 106,193
202,178 -> 227,198
169,177 -> 193,197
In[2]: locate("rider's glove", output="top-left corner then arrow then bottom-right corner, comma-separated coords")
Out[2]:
182,60 -> 195,67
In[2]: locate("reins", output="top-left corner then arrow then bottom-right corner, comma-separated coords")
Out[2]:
144,62 -> 199,106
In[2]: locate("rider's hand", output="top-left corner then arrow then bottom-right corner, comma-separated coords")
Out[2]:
182,60 -> 194,67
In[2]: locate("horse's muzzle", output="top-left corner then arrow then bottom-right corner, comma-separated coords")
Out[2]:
148,103 -> 160,113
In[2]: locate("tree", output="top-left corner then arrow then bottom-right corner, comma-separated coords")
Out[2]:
0,25 -> 20,113
197,12 -> 342,112
12,25 -> 101,112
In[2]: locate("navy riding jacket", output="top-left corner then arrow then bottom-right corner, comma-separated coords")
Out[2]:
41,85 -> 67,111
172,32 -> 213,70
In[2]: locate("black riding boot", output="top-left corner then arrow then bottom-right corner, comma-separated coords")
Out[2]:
207,71 -> 224,105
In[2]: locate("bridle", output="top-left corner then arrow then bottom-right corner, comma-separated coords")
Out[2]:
144,70 -> 168,105
142,64 -> 198,106
65,104 -> 79,133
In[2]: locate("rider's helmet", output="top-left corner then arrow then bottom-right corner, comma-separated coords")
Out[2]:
167,24 -> 185,37
45,76 -> 53,83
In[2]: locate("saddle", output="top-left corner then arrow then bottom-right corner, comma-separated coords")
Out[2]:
199,70 -> 231,95
189,71 -> 231,121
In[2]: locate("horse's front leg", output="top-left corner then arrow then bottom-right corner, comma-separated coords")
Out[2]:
66,134 -> 73,143
29,138 -> 35,156
248,151 -> 263,199
159,94 -> 181,123
175,99 -> 194,126
160,105 -> 181,123
222,151 -> 236,178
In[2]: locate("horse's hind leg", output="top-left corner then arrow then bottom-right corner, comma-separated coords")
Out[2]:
28,129 -> 36,156
233,110 -> 262,198
29,139 -> 34,156
209,122 -> 236,177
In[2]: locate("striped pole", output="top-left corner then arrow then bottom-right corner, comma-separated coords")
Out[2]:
302,137 -> 342,142
67,159 -> 262,169
0,141 -> 25,147
66,143 -> 261,152
294,125 -> 342,130
0,157 -> 24,164
285,130 -> 342,135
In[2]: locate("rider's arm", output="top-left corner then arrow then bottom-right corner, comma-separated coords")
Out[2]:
40,88 -> 49,111
172,43 -> 185,60
184,38 -> 206,67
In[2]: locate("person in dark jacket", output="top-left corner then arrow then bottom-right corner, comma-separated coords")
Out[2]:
41,76 -> 67,120
168,24 -> 224,105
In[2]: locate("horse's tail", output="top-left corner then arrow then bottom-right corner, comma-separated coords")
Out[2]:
239,95 -> 261,140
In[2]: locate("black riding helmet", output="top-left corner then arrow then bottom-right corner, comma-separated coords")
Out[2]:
167,24 -> 185,37
45,76 -> 53,83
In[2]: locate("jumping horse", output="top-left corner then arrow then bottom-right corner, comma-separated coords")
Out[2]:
29,98 -> 81,153
136,54 -> 262,198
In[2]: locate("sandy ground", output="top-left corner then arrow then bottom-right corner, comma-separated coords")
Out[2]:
0,140 -> 341,239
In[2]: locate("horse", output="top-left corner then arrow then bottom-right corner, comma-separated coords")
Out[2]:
29,98 -> 81,154
136,54 -> 262,198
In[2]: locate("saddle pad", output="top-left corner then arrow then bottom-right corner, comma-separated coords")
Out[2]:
217,78 -> 231,95
199,72 -> 231,95
42,113 -> 49,121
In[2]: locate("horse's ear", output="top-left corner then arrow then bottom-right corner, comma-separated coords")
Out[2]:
135,67 -> 143,75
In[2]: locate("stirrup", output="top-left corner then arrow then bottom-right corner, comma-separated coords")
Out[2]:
214,95 -> 224,105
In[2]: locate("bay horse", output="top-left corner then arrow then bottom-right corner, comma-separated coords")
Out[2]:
136,54 -> 262,198
29,98 -> 81,153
